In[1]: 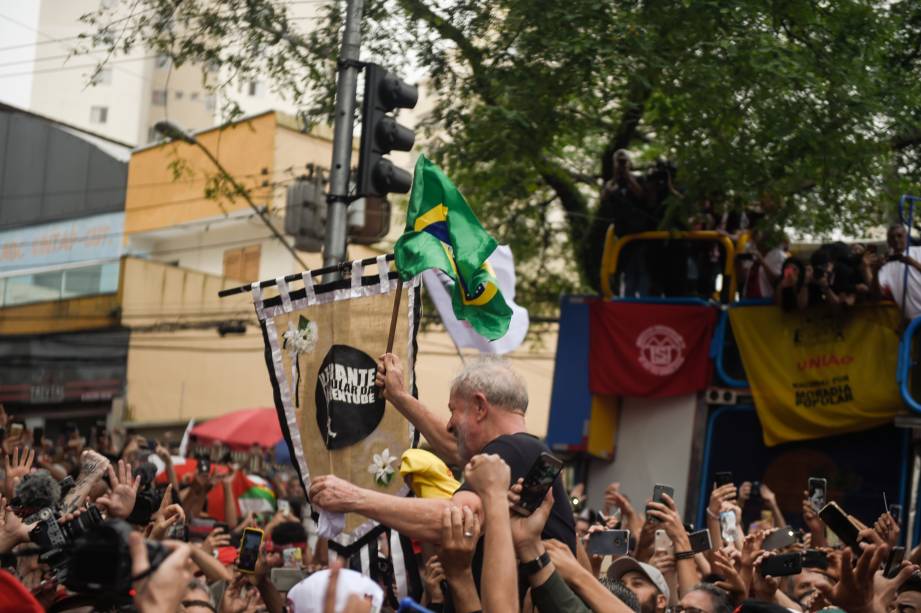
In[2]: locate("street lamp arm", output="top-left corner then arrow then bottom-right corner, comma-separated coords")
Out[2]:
153,121 -> 310,272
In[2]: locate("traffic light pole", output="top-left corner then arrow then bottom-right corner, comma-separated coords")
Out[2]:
323,0 -> 365,276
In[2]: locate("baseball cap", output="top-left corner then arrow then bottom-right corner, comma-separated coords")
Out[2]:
286,567 -> 383,613
608,558 -> 670,602
399,449 -> 460,499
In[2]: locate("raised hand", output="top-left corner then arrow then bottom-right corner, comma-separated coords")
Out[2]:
509,483 -> 554,557
462,454 -> 510,501
646,494 -> 690,550
760,483 -> 777,505
874,559 -> 920,613
437,505 -> 479,579
4,447 -> 34,496
129,532 -> 193,613
874,512 -> 900,548
149,488 -> 186,541
96,459 -> 140,519
222,574 -> 261,613
709,483 -> 738,516
543,538 -> 585,583
421,555 -> 446,605
819,544 -> 889,613
203,527 -> 232,551
713,548 -> 747,605
738,481 -> 752,505
154,443 -> 172,464
752,552 -> 781,600
0,496 -> 35,553
375,353 -> 406,402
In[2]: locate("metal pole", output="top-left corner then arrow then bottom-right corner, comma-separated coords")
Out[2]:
323,0 -> 365,278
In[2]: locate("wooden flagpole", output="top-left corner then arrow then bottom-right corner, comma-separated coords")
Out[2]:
385,278 -> 404,353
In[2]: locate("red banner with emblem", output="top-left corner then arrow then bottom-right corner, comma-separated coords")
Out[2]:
589,301 -> 718,398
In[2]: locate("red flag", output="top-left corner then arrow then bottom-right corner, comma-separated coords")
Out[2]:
589,301 -> 717,398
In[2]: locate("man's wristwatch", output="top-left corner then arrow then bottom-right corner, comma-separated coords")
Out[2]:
674,550 -> 696,560
520,551 -> 551,576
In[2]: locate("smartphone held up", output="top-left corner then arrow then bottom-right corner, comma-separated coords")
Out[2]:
511,452 -> 563,517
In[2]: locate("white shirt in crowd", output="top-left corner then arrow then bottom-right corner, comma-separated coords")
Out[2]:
879,245 -> 921,319
758,247 -> 787,297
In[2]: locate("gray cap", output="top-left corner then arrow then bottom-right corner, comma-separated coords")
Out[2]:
608,557 -> 671,602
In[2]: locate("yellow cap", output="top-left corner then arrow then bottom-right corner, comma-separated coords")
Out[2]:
399,448 -> 460,500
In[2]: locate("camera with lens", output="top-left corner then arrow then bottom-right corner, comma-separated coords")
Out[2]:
65,519 -> 168,595
648,158 -> 677,183
25,504 -> 105,580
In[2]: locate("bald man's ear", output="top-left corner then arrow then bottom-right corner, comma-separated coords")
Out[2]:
657,594 -> 668,610
473,392 -> 489,422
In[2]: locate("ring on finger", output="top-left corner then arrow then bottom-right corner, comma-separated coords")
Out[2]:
464,531 -> 474,538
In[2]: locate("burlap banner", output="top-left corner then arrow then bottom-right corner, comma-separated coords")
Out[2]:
250,256 -> 420,549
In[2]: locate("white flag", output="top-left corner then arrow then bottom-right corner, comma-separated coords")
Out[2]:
178,418 -> 195,458
422,245 -> 529,354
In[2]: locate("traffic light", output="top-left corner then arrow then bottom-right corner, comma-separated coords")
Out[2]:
356,63 -> 418,197
285,172 -> 327,252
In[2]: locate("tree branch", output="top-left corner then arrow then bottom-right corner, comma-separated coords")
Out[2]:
601,78 -> 652,182
395,0 -> 495,103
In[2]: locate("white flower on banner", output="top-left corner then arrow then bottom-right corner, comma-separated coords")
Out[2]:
367,448 -> 397,487
283,316 -> 318,354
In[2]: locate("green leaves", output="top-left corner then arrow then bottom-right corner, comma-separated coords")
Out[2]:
81,0 -> 921,315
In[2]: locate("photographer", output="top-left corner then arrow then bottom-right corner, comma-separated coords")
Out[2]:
601,150 -> 662,297
877,223 -> 921,318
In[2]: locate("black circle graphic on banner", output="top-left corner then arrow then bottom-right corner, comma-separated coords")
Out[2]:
315,344 -> 385,450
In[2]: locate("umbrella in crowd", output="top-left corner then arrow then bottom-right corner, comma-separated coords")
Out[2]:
189,407 -> 282,449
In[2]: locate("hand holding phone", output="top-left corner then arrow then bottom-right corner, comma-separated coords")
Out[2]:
720,510 -> 737,544
648,484 -> 674,524
511,452 -> 563,517
760,552 -> 802,577
762,527 -> 797,550
818,502 -> 861,552
808,478 -> 827,512
587,530 -> 630,556
884,546 -> 906,579
688,529 -> 712,553
237,527 -> 264,573
654,529 -> 673,554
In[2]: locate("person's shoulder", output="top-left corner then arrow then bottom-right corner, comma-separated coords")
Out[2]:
480,433 -> 546,472
911,245 -> 921,258
483,432 -> 545,453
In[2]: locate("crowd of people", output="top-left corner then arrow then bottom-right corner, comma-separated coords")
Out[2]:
604,150 -> 921,314
0,353 -> 918,612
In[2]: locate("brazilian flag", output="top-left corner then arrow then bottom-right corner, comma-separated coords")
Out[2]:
395,155 -> 512,341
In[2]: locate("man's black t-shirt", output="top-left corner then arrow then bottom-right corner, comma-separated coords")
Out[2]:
453,432 -> 576,603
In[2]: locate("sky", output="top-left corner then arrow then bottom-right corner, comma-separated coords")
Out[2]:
0,2 -> 41,109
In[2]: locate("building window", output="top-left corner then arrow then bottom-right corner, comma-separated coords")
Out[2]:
204,94 -> 216,112
189,92 -> 199,101
175,90 -> 184,100
156,54 -> 170,68
146,126 -> 161,143
223,245 -> 261,282
0,261 -> 120,307
89,106 -> 108,124
247,81 -> 262,97
151,89 -> 167,106
91,67 -> 112,86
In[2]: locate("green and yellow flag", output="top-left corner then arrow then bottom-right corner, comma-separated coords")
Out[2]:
395,155 -> 512,340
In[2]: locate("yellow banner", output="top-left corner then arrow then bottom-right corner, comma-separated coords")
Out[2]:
729,304 -> 904,446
